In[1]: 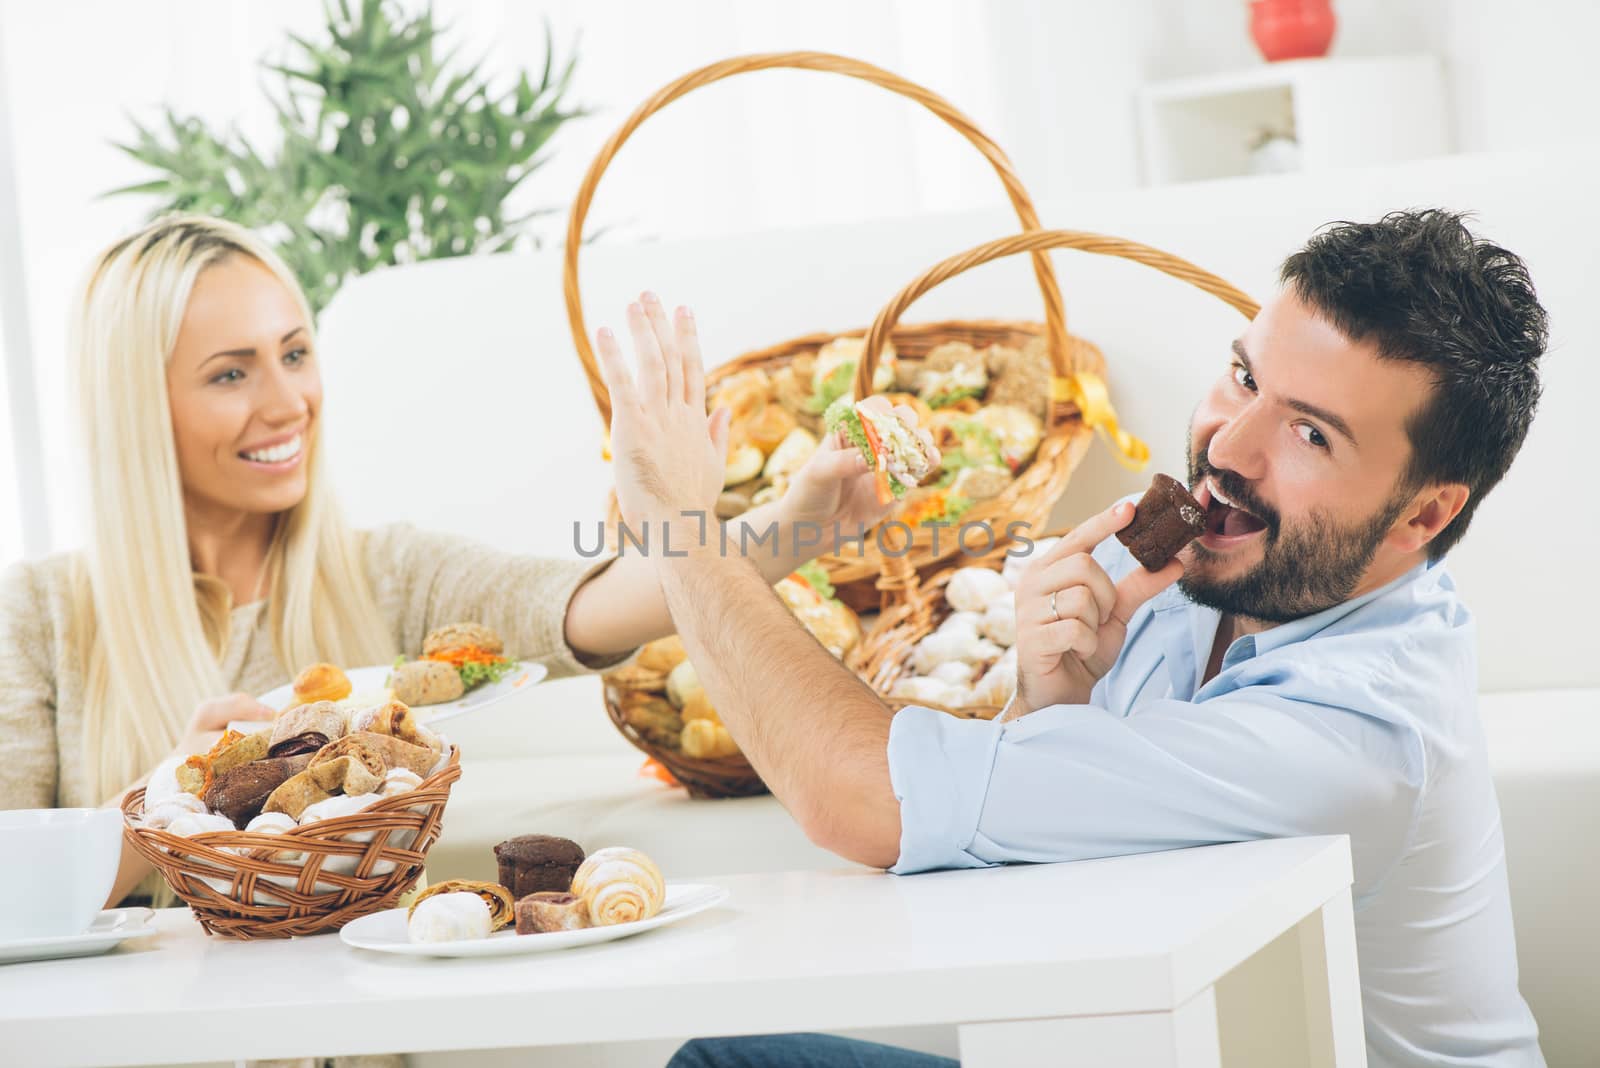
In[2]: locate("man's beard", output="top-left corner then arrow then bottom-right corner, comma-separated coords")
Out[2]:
1179,439 -> 1409,624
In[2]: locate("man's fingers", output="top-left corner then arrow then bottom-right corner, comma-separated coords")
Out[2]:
1032,583 -> 1101,630
640,292 -> 682,404
1110,557 -> 1184,627
675,306 -> 705,408
1031,555 -> 1116,627
1042,500 -> 1137,565
595,327 -> 640,413
1034,618 -> 1098,659
627,302 -> 668,406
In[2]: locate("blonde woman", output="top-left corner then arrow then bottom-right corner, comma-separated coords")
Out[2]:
0,214 -> 914,905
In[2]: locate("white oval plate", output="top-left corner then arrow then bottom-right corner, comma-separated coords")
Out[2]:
340,883 -> 729,958
241,661 -> 548,732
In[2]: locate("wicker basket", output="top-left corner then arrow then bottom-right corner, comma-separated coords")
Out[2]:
602,681 -> 768,800
562,51 -> 1139,609
848,229 -> 1260,717
120,748 -> 462,939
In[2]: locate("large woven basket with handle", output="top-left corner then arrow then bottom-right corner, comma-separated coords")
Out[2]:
564,51 -> 1144,612
848,229 -> 1260,718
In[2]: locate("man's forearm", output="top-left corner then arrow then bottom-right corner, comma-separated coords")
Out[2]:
562,503 -> 849,659
652,533 -> 901,867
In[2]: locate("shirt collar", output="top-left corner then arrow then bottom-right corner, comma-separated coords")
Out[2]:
1158,557 -> 1437,667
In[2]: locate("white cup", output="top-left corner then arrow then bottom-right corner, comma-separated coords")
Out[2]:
0,808 -> 124,941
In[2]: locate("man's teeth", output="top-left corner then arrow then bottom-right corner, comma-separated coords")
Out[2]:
244,436 -> 302,463
1208,479 -> 1237,509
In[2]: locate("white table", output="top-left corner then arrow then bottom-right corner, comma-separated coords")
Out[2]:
0,835 -> 1364,1068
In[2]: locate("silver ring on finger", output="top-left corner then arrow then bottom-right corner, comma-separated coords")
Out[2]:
1049,588 -> 1061,622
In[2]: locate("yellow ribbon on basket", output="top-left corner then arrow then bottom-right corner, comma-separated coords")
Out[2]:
1051,372 -> 1150,471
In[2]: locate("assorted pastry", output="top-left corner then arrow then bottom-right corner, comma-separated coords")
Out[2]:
405,835 -> 668,944
711,334 -> 1049,525
885,543 -> 1062,712
389,622 -> 520,706
1116,473 -> 1207,570
138,697 -> 451,841
608,562 -> 859,762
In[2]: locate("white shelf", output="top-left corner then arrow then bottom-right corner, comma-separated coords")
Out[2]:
1137,55 -> 1450,186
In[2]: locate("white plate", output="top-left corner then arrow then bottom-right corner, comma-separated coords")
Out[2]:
340,883 -> 729,958
0,908 -> 156,965
239,661 -> 548,733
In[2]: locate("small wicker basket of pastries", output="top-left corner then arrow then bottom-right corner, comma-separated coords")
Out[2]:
603,562 -> 861,798
121,695 -> 461,939
565,51 -> 1151,613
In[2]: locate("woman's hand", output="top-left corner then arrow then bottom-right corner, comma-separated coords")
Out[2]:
781,398 -> 938,530
175,692 -> 275,757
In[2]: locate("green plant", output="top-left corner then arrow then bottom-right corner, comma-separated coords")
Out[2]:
107,0 -> 584,313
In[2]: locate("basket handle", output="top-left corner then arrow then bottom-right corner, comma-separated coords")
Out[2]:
563,51 -> 1070,427
861,229 -> 1261,468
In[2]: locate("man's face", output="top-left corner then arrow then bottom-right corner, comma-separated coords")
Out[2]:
1180,288 -> 1435,623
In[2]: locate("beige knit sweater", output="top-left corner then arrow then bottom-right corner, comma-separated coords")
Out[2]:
0,524 -> 624,811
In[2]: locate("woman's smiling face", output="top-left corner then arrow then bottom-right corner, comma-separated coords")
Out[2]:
166,255 -> 321,520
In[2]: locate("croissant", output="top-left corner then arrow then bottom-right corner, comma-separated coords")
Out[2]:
410,880 -> 514,931
291,662 -> 352,707
569,847 -> 665,926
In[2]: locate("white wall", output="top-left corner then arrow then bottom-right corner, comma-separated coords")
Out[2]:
3,0 -> 1600,560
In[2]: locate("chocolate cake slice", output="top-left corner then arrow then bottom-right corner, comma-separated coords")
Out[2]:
1116,473 -> 1207,570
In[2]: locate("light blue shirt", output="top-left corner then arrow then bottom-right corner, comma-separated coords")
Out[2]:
889,532 -> 1543,1067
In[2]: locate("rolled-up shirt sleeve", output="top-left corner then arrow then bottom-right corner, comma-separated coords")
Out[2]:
888,691 -> 1425,893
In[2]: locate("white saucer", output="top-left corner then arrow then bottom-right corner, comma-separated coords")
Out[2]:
0,908 -> 156,965
341,883 -> 728,958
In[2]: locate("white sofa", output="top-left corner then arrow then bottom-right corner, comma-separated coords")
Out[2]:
318,145 -> 1600,1066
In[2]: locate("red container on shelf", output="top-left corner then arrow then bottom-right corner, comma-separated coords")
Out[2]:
1250,0 -> 1337,62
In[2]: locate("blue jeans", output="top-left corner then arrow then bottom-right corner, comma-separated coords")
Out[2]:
667,1033 -> 957,1068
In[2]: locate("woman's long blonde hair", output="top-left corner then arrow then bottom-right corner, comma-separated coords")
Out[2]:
70,215 -> 395,803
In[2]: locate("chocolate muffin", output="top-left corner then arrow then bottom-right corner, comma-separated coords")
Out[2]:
1115,473 -> 1207,570
494,835 -> 585,899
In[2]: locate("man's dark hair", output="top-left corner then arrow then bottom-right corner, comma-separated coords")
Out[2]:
1280,209 -> 1547,559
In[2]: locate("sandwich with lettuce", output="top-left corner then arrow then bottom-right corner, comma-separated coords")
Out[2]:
825,395 -> 939,504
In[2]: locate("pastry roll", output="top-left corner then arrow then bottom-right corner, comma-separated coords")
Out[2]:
351,701 -> 442,755
570,847 -> 666,927
411,880 -> 514,931
935,611 -> 983,641
407,892 -> 491,944
945,567 -> 1011,613
665,660 -> 700,709
515,892 -> 591,935
290,663 -> 352,707
262,768 -> 333,819
306,752 -> 384,797
268,701 -> 348,757
928,661 -> 976,686
389,660 -> 464,707
636,635 -> 688,675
